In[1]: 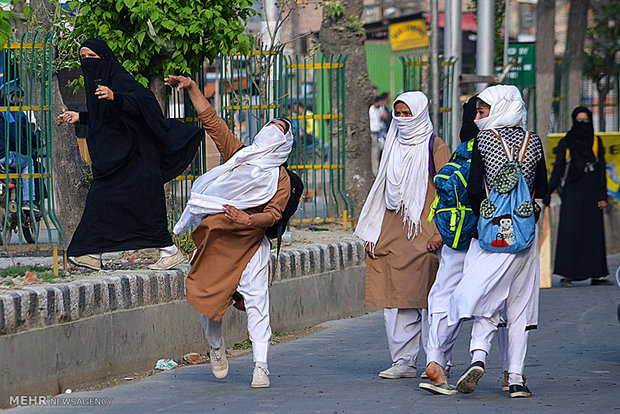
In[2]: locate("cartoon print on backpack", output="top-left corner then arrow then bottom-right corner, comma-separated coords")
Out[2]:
491,214 -> 515,247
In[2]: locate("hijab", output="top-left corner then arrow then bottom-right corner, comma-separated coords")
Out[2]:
565,107 -> 595,158
459,95 -> 479,142
355,91 -> 434,251
173,123 -> 294,235
474,85 -> 527,131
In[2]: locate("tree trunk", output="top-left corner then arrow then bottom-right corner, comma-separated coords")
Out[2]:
565,0 -> 590,115
51,76 -> 89,246
535,0 -> 556,157
597,78 -> 610,132
318,0 -> 374,219
150,75 -> 166,113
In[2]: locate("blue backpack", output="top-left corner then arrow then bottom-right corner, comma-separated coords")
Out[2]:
478,129 -> 536,253
428,139 -> 478,250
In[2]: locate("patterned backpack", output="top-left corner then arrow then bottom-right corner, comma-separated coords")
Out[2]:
478,129 -> 536,253
428,139 -> 478,250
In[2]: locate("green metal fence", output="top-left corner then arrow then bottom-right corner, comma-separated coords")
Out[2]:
400,57 -> 457,148
168,50 -> 353,227
0,33 -> 64,265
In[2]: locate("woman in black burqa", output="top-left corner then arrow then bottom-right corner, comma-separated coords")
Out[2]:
59,39 -> 203,271
544,107 -> 612,286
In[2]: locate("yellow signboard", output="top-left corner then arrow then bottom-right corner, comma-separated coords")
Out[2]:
548,132 -> 620,208
388,20 -> 429,51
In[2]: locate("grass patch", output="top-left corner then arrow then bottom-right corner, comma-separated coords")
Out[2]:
0,264 -> 66,284
232,339 -> 252,350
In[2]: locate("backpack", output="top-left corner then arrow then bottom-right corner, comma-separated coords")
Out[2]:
427,139 -> 478,250
266,166 -> 304,255
477,129 -> 536,253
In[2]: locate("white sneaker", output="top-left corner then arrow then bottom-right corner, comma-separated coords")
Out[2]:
147,250 -> 186,270
378,364 -> 417,379
251,366 -> 270,388
209,347 -> 228,379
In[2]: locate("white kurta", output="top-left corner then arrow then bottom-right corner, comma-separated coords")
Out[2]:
448,232 -> 540,329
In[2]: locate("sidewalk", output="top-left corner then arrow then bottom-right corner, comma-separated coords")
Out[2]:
10,280 -> 620,413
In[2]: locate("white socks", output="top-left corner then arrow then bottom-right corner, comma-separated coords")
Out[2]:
160,245 -> 178,258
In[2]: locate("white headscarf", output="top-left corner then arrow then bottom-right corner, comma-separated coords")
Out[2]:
355,91 -> 434,251
474,85 -> 527,130
173,123 -> 293,235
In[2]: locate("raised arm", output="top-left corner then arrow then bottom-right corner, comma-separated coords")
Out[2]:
165,75 -> 242,161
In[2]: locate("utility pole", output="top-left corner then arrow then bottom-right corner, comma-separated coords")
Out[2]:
450,0 -> 462,149
503,0 -> 511,69
476,0 -> 495,93
430,0 -> 440,134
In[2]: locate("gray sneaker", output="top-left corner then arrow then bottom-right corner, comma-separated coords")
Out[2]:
378,364 -> 417,379
209,346 -> 228,379
251,365 -> 270,388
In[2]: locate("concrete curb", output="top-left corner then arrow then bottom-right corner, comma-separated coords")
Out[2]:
0,240 -> 366,337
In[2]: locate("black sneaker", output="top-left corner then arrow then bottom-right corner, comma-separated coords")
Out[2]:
456,361 -> 485,394
509,384 -> 532,398
22,203 -> 41,216
559,278 -> 573,287
591,278 -> 614,286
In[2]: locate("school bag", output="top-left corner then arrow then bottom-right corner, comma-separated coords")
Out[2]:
427,139 -> 478,250
478,129 -> 536,253
266,165 -> 304,255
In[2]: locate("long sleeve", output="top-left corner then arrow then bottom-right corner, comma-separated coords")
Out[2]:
113,92 -> 141,116
78,112 -> 88,125
197,106 -> 243,162
249,167 -> 291,227
545,138 -> 567,204
467,138 -> 485,216
534,154 -> 549,200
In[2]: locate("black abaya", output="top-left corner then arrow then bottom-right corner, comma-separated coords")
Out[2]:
67,39 -> 203,256
546,108 -> 608,280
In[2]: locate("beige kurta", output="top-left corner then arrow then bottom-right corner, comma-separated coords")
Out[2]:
186,106 -> 290,321
365,137 -> 452,309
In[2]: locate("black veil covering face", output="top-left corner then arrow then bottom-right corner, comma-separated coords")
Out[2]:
565,106 -> 595,164
459,95 -> 479,143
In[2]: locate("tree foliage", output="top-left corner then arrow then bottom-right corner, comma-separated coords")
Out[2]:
583,0 -> 620,131
62,0 -> 256,85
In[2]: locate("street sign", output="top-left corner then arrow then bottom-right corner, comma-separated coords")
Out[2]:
506,42 -> 536,89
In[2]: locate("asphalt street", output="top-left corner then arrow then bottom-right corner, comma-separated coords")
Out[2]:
9,274 -> 620,414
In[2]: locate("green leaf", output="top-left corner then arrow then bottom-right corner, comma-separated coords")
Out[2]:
136,31 -> 146,46
124,0 -> 137,9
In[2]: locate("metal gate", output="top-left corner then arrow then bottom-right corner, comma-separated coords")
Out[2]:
0,33 -> 64,266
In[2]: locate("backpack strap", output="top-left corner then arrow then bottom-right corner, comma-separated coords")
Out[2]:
489,128 -> 513,161
517,131 -> 532,162
428,133 -> 436,178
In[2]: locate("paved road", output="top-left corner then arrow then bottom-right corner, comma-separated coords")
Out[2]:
10,278 -> 620,413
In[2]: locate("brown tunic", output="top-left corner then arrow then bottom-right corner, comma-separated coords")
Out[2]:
365,137 -> 452,309
186,106 -> 290,321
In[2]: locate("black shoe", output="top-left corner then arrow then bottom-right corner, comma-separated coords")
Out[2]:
509,384 -> 532,398
591,278 -> 614,286
456,361 -> 485,394
559,278 -> 573,287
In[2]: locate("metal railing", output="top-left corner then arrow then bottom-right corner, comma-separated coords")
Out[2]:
400,57 -> 457,147
167,50 -> 353,228
0,32 -> 64,269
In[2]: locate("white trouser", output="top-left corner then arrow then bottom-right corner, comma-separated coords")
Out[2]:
159,245 -> 178,258
384,308 -> 428,367
427,247 -> 467,369
469,249 -> 536,383
202,237 -> 272,364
